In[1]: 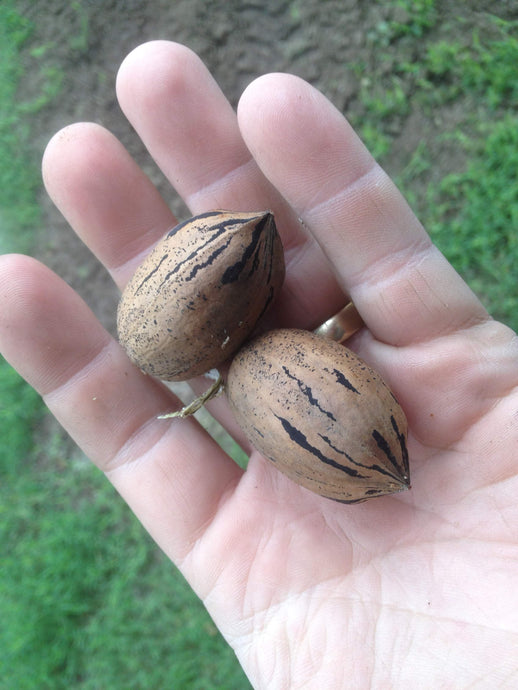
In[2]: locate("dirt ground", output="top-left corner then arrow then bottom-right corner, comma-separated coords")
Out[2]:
15,0 -> 515,446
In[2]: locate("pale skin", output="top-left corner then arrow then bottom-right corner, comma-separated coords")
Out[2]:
1,41 -> 517,687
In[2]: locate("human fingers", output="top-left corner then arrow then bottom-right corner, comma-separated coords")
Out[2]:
43,42 -> 344,331
42,122 -> 252,449
238,73 -> 489,346
115,40 -> 345,325
0,254 -> 243,562
42,123 -> 176,288
45,43 -> 297,449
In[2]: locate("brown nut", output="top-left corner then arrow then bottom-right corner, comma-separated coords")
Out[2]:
117,210 -> 285,381
226,328 -> 410,503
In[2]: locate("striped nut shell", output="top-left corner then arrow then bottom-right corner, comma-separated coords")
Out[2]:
117,210 -> 285,381
226,328 -> 410,503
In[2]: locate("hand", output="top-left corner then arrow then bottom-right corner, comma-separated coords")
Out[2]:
1,41 -> 517,688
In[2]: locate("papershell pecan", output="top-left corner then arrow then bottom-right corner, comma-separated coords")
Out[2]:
226,328 -> 410,503
117,210 -> 285,381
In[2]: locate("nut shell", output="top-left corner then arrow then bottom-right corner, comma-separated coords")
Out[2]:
117,210 -> 285,381
226,328 -> 410,503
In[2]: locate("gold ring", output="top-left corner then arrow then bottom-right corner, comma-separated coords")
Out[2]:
314,302 -> 364,344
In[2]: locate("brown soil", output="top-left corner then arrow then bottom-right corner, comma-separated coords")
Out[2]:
14,0 -> 514,448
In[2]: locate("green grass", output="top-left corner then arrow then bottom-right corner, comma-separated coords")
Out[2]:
427,116 -> 518,325
1,457 -> 247,689
0,5 -> 39,254
0,363 -> 43,478
356,4 -> 518,332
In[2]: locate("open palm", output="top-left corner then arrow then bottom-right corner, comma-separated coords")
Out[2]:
1,42 -> 517,688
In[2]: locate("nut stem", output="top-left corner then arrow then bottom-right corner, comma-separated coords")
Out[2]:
158,373 -> 224,419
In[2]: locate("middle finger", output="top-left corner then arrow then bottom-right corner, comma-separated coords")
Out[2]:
116,41 -> 345,326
